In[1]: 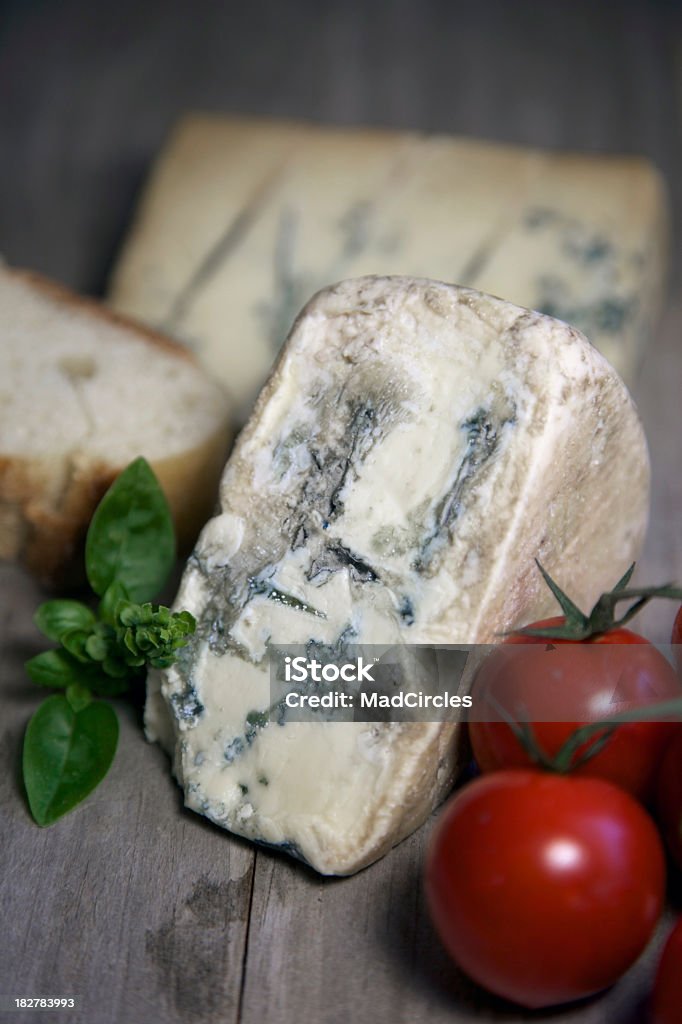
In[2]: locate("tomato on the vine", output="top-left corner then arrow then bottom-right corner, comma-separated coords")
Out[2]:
469,618 -> 681,800
651,917 -> 682,1024
425,771 -> 666,1010
469,565 -> 682,801
655,728 -> 682,870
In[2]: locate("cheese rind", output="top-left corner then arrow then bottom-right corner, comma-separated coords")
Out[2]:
109,114 -> 668,421
147,276 -> 650,875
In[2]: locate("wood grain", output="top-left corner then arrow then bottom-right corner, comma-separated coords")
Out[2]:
1,1 -> 681,1022
0,565 -> 256,1024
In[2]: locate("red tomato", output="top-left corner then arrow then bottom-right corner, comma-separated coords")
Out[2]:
655,729 -> 682,870
651,917 -> 682,1024
469,618 -> 682,802
425,771 -> 666,1009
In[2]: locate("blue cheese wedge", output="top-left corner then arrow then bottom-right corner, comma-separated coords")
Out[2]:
146,276 -> 650,875
109,114 -> 667,421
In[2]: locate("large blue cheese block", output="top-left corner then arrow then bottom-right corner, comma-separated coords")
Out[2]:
109,115 -> 668,421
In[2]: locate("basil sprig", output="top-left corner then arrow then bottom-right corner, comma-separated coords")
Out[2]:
22,457 -> 196,826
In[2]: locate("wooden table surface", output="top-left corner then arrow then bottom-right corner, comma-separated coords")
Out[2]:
1,2 -> 681,1022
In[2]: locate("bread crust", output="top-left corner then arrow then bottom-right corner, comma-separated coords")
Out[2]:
0,426 -> 230,587
8,266 -> 196,362
0,453 -> 116,584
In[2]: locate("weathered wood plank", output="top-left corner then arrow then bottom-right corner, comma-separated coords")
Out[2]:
239,834 -> 668,1024
0,566 -> 255,1024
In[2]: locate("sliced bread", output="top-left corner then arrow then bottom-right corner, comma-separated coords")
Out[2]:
0,265 -> 232,585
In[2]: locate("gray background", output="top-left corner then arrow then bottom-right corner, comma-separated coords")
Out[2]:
1,3 -> 681,1023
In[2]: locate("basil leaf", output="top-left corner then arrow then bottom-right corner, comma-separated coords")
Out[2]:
22,695 -> 118,826
65,683 -> 92,713
102,656 -> 131,679
34,600 -> 96,642
25,649 -> 96,689
61,629 -> 94,663
98,580 -> 130,625
88,674 -> 133,698
83,632 -> 109,662
85,457 -> 175,602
